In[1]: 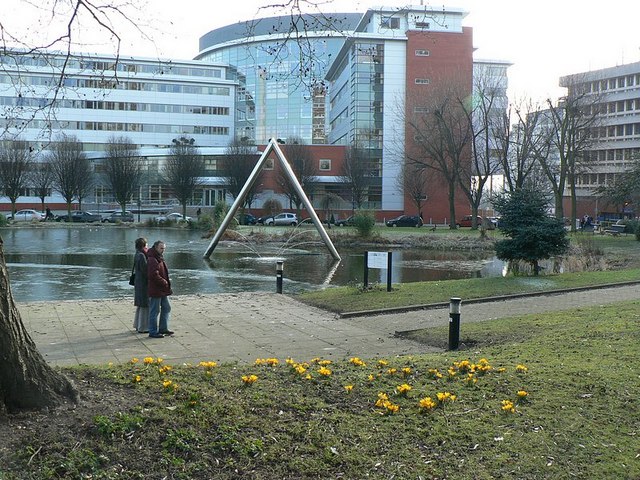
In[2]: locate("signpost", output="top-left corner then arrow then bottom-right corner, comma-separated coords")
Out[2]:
363,251 -> 392,291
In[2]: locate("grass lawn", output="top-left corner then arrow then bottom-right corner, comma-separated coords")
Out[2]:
297,268 -> 640,314
1,301 -> 638,479
294,230 -> 640,314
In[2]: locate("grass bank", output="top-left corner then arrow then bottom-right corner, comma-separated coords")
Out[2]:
1,301 -> 638,479
297,268 -> 640,314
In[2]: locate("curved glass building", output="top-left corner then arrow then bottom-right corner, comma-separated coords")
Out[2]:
196,13 -> 362,144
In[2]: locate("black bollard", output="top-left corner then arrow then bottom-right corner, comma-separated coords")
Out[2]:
448,297 -> 461,350
276,260 -> 284,294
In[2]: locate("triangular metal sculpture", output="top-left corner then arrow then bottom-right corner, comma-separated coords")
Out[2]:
203,138 -> 341,260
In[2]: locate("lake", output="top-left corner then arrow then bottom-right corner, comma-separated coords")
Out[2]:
0,226 -> 505,302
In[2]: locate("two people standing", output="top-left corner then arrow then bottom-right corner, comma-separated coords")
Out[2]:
133,238 -> 174,338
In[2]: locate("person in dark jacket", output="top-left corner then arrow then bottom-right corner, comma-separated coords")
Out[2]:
133,237 -> 149,333
147,240 -> 173,338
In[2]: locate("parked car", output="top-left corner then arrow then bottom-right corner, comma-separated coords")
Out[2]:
265,212 -> 298,226
256,215 -> 272,225
155,212 -> 192,223
102,211 -> 134,223
386,215 -> 422,227
334,215 -> 355,227
456,215 -> 495,229
488,216 -> 501,228
9,209 -> 45,222
56,211 -> 102,223
237,213 -> 257,225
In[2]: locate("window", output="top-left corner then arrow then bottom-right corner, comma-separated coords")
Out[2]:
415,49 -> 430,56
319,159 -> 331,171
264,158 -> 274,170
381,16 -> 400,29
415,78 -> 430,85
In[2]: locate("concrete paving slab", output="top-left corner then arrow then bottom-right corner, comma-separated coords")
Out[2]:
16,285 -> 639,367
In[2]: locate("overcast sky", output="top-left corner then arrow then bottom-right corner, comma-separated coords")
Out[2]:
6,0 -> 640,103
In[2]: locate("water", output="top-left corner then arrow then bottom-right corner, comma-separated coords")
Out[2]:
0,227 -> 505,302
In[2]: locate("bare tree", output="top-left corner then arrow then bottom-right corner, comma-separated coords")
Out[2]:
278,136 -> 317,217
341,144 -> 372,211
74,150 -> 94,211
164,136 -> 204,218
30,160 -> 54,214
595,153 -> 640,215
48,134 -> 86,219
495,98 -> 549,193
220,139 -> 261,218
103,135 -> 142,213
399,162 -> 428,220
0,139 -> 33,215
457,67 -> 507,229
537,82 -> 600,228
406,78 -> 472,229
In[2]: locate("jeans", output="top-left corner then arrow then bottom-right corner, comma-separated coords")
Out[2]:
149,296 -> 171,335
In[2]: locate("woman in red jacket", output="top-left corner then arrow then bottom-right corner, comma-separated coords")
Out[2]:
147,240 -> 174,338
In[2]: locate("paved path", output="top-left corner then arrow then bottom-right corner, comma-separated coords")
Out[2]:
18,284 -> 639,367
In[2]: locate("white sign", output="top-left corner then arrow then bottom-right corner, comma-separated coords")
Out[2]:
368,251 -> 389,269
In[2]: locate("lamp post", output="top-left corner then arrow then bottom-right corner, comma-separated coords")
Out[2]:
448,297 -> 462,350
276,261 -> 284,294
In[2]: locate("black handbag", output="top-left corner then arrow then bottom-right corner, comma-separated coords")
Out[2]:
129,263 -> 135,286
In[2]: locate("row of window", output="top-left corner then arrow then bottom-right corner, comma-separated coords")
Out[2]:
593,123 -> 640,138
589,74 -> 640,92
0,75 -> 231,96
0,118 -> 230,136
0,54 -> 224,78
587,147 -> 640,162
598,98 -> 640,115
1,95 -> 230,116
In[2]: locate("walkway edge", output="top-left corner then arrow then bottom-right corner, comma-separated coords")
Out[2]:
337,280 -> 640,319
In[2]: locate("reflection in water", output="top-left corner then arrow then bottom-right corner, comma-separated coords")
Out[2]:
0,227 -> 504,302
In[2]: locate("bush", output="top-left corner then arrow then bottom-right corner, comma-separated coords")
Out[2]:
212,201 -> 235,230
262,198 -> 283,217
353,210 -> 376,238
192,213 -> 214,231
0,214 -> 8,227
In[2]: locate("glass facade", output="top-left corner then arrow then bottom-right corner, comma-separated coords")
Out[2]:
196,14 -> 362,144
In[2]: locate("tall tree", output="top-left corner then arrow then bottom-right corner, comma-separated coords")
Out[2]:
536,81 -> 600,228
457,66 -> 507,228
30,160 -> 54,214
164,136 -> 204,218
495,98 -> 548,193
406,79 -> 472,229
341,144 -> 371,211
0,239 -> 78,412
220,139 -> 261,219
278,136 -> 317,218
0,0 -> 152,415
595,153 -> 640,215
48,134 -> 86,220
399,162 -> 428,220
0,139 -> 33,216
103,136 -> 142,213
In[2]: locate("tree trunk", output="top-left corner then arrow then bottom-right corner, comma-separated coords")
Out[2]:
448,178 -> 457,229
0,236 -> 78,412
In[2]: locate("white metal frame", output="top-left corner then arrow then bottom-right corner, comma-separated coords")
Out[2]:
203,138 -> 341,260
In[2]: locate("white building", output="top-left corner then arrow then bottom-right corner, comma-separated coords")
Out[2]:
561,62 -> 640,197
0,51 -> 237,209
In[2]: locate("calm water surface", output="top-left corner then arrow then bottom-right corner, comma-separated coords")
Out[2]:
0,226 -> 505,302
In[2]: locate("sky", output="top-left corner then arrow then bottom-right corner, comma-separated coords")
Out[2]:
5,0 -> 640,103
